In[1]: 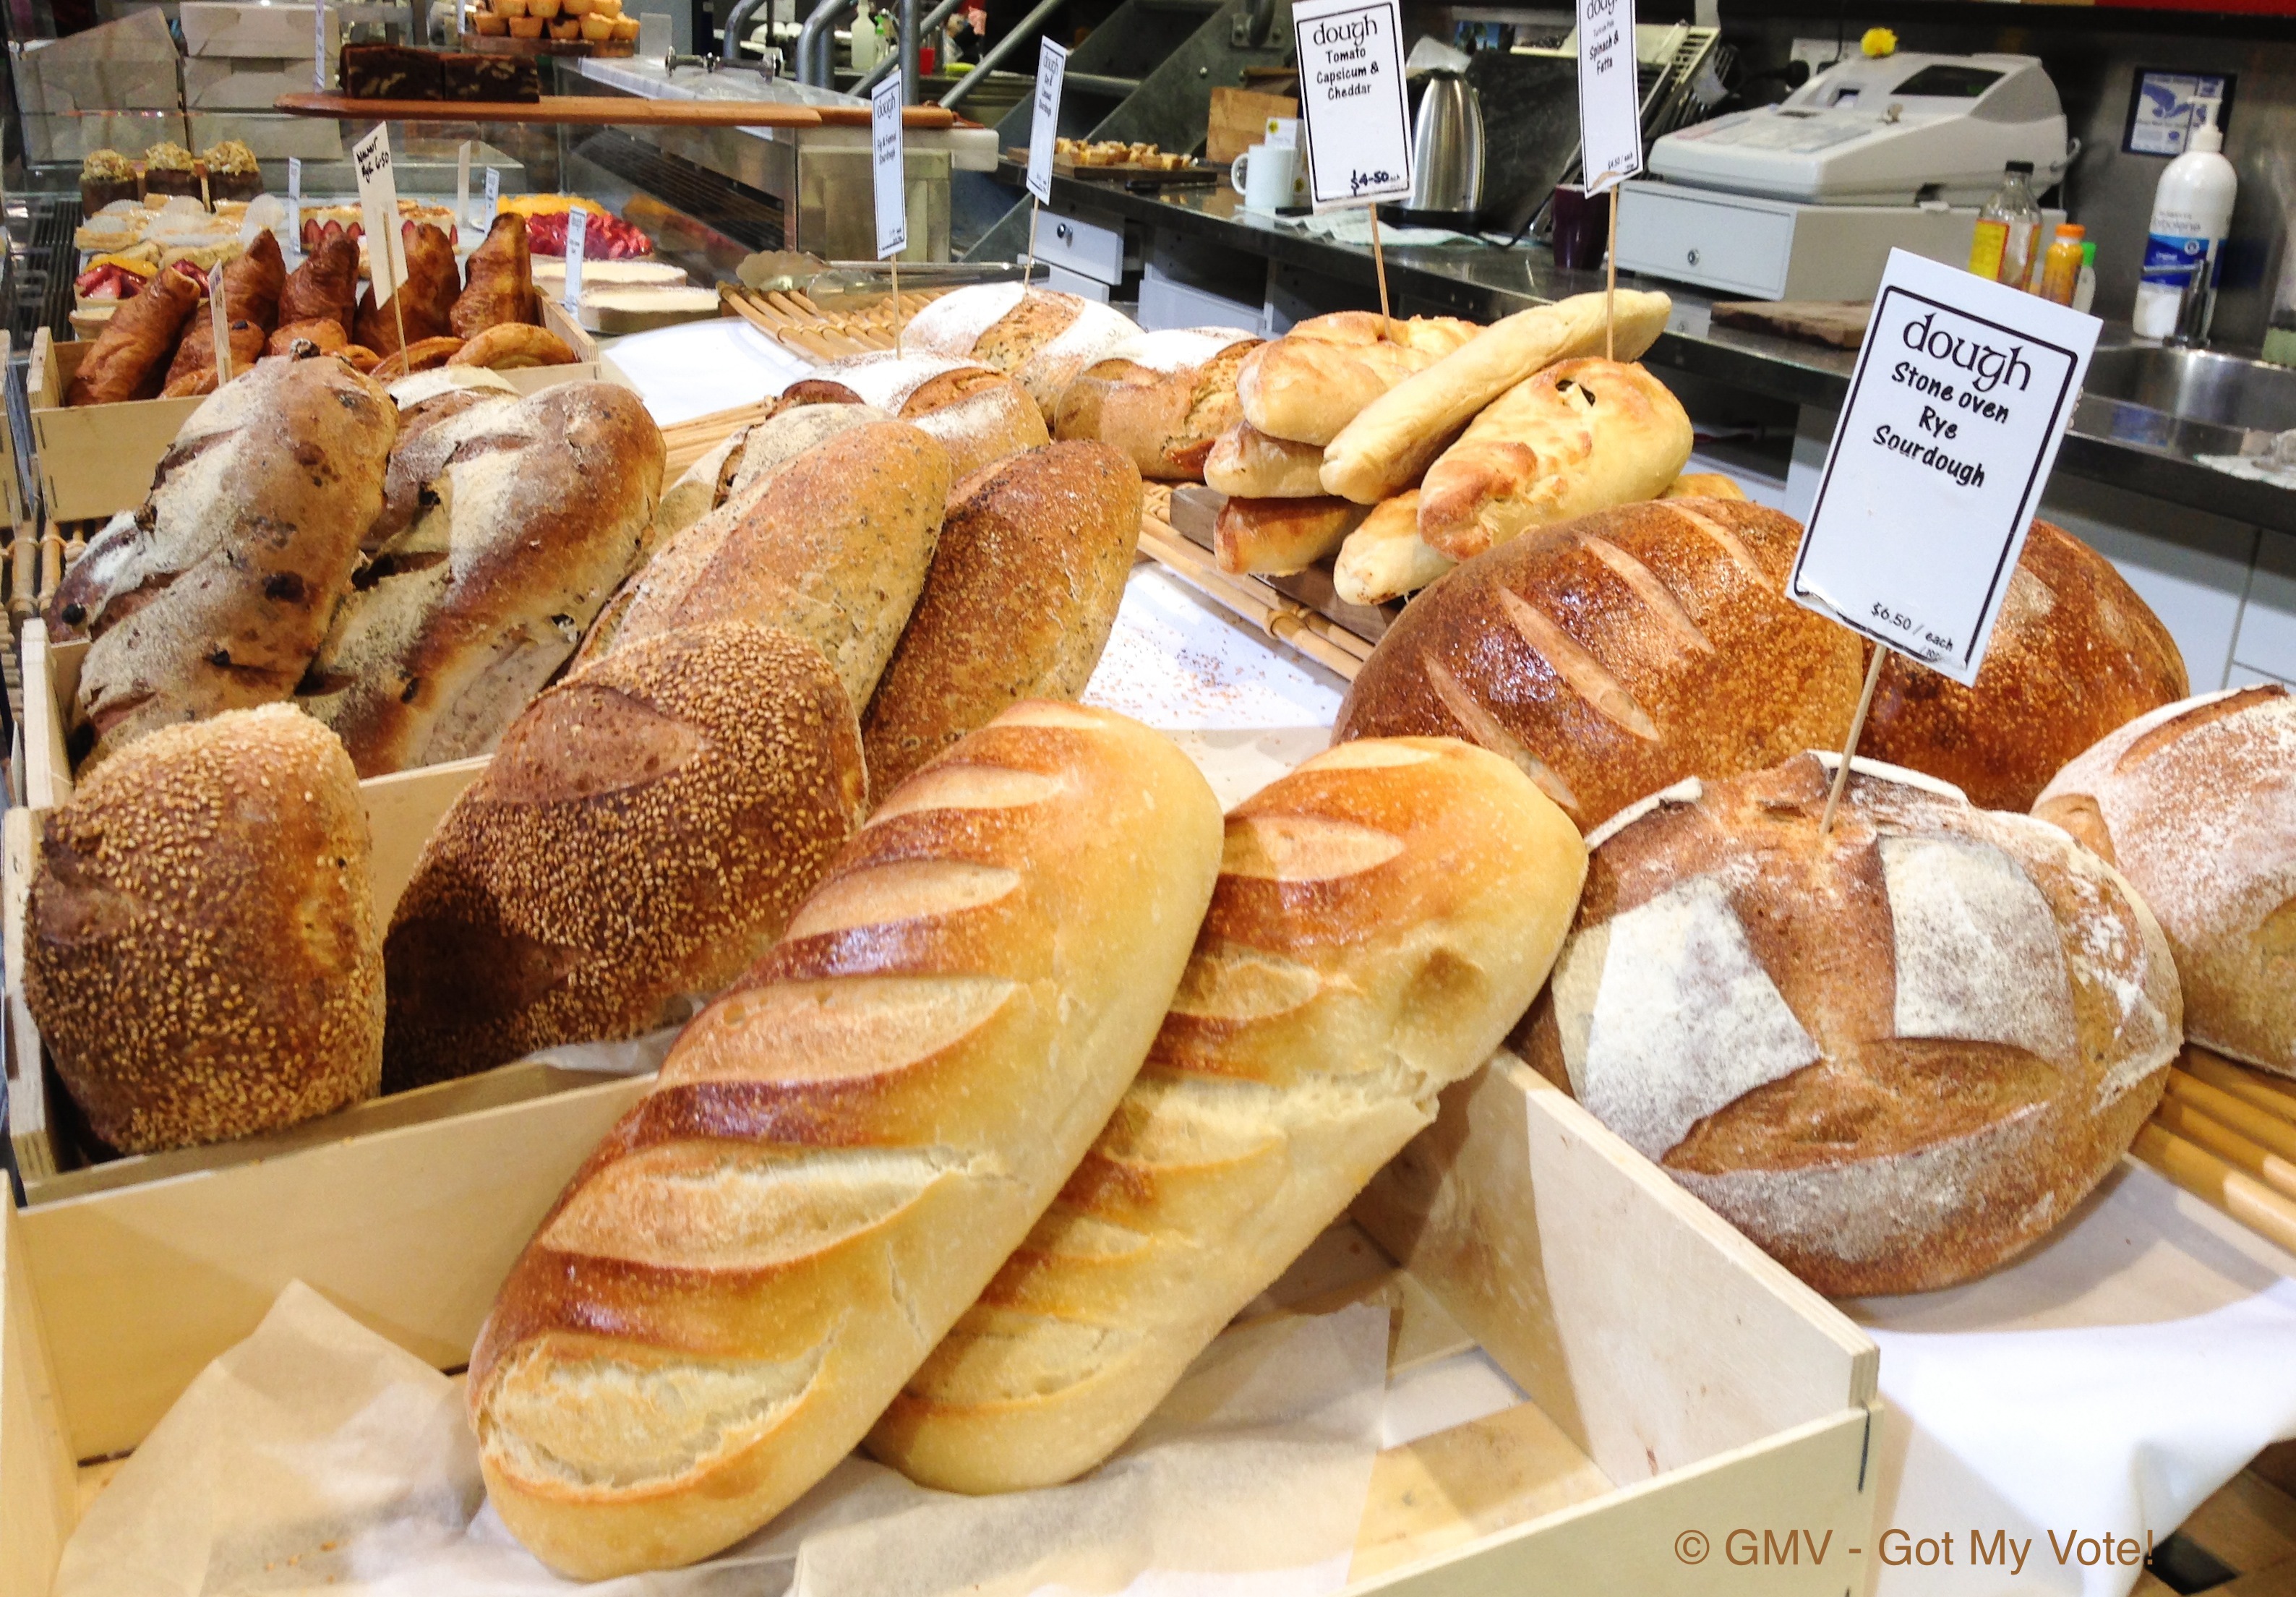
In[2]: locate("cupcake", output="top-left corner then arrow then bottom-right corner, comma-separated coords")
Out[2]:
200,140 -> 262,203
79,149 -> 139,214
142,142 -> 202,202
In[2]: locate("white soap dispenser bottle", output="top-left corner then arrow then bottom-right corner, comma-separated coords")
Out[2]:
2132,103 -> 2237,341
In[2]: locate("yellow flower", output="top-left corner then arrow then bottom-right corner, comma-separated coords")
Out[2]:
1862,27 -> 1898,57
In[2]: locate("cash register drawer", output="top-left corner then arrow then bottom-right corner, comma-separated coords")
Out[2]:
1616,184 -> 1794,300
1036,207 -> 1127,286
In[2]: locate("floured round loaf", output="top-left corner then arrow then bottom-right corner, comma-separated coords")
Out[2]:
466,701 -> 1222,1577
870,736 -> 1585,1492
1864,521 -> 2187,810
1053,326 -> 1261,481
901,283 -> 1140,422
381,621 -> 867,1091
810,351 -> 1049,481
1522,752 -> 2183,1295
25,704 -> 382,1152
1332,497 -> 1867,832
2036,685 -> 2296,1075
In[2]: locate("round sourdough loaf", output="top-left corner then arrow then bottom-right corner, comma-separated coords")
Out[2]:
1332,497 -> 1868,833
2036,685 -> 2296,1076
1521,753 -> 2183,1295
25,703 -> 382,1152
1862,521 -> 2186,810
810,351 -> 1049,481
900,283 -> 1139,421
380,621 -> 867,1092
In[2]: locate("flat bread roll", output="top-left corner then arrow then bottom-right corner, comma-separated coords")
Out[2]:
1332,491 -> 1455,606
870,736 -> 1585,1492
1213,494 -> 1368,576
811,351 -> 1049,481
466,701 -> 1223,1577
1053,326 -> 1260,481
2036,685 -> 2296,1076
1415,358 -> 1694,561
1236,312 -> 1478,446
381,621 -> 869,1092
1320,290 -> 1671,505
1521,753 -> 2182,1294
1203,421 -> 1327,499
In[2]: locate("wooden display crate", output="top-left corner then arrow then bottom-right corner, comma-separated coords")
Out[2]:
0,1051 -> 1881,1595
27,300 -> 622,523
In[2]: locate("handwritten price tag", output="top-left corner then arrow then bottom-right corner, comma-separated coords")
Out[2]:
1575,0 -> 1642,193
1290,0 -> 1410,211
1027,38 -> 1068,207
352,124 -> 408,305
873,71 -> 908,260
1789,251 -> 2100,685
562,205 -> 588,309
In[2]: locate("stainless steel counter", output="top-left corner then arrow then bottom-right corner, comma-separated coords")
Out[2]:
1031,171 -> 2296,539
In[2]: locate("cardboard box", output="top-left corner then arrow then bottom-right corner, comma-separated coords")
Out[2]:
179,2 -> 340,59
186,56 -> 337,111
188,113 -> 346,162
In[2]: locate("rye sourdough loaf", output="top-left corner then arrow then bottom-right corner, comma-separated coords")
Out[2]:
1521,753 -> 2183,1294
901,282 -> 1140,421
299,382 -> 666,776
2036,685 -> 2296,1076
1053,326 -> 1261,480
381,621 -> 868,1092
1862,520 -> 2188,810
862,441 -> 1141,799
1236,312 -> 1479,447
1332,497 -> 1867,831
68,352 -> 398,768
25,704 -> 382,1152
872,736 -> 1585,1492
649,399 -> 890,544
466,701 -> 1223,1577
810,352 -> 1049,481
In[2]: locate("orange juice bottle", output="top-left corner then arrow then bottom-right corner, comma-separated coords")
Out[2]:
2039,223 -> 2086,306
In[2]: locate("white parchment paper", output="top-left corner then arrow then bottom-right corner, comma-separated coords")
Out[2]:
56,1288 -> 1388,1597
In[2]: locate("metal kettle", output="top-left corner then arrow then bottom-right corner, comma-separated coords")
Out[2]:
1407,70 -> 1485,221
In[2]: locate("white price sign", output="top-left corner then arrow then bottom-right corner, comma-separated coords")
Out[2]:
872,71 -> 907,260
314,1 -> 327,90
351,124 -> 408,305
1290,0 -> 1410,210
484,167 -> 501,222
286,155 -> 302,240
1789,251 -> 2101,685
562,205 -> 588,308
1027,38 -> 1068,207
1576,0 -> 1641,192
456,140 -> 472,231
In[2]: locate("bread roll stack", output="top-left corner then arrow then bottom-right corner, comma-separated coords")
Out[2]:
468,702 -> 1223,1576
2037,684 -> 2296,1076
870,736 -> 1585,1491
1523,753 -> 2183,1294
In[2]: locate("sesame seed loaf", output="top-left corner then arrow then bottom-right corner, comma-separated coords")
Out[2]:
581,419 -> 948,708
466,701 -> 1223,1577
870,736 -> 1585,1493
298,382 -> 667,778
1332,497 -> 1869,833
1519,753 -> 2183,1296
380,620 -> 868,1092
67,353 -> 398,769
861,440 -> 1141,801
813,352 -> 1049,482
1050,326 -> 1261,481
1861,520 -> 2188,811
2036,685 -> 2296,1076
25,703 -> 383,1154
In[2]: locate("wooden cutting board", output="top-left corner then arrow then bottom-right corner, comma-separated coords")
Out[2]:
1207,86 -> 1298,164
1710,299 -> 1872,350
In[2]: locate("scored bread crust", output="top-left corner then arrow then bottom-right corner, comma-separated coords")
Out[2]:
1520,753 -> 2182,1295
1203,422 -> 1327,499
2036,684 -> 2296,1076
381,621 -> 868,1092
1863,520 -> 2188,811
862,441 -> 1142,800
466,701 -> 1223,1578
869,736 -> 1585,1492
1332,497 -> 1867,831
69,354 -> 398,768
1213,494 -> 1368,577
1414,358 -> 1694,562
815,351 -> 1050,480
1052,327 -> 1261,481
1236,312 -> 1478,448
299,382 -> 666,776
26,703 -> 382,1153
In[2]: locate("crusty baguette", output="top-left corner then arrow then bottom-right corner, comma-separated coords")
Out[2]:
1203,421 -> 1327,498
382,620 -> 868,1092
1052,327 -> 1260,481
1213,493 -> 1368,576
870,735 -> 1585,1491
862,441 -> 1141,798
1236,312 -> 1478,447
467,701 -> 1224,1577
1332,491 -> 1455,607
1320,290 -> 1671,504
1416,358 -> 1693,561
26,703 -> 382,1153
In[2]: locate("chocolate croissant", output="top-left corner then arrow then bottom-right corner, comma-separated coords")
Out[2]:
279,234 -> 360,341
450,212 -> 536,338
356,222 -> 459,355
68,267 -> 200,406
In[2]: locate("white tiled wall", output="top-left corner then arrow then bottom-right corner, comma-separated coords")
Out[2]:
2039,473 -> 2261,692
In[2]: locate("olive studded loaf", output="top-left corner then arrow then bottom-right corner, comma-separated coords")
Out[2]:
871,736 -> 1586,1492
466,701 -> 1224,1577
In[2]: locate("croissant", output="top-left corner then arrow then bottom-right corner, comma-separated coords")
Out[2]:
218,231 -> 286,334
161,317 -> 267,394
450,212 -> 536,338
356,222 -> 458,354
278,234 -> 359,341
68,266 -> 200,406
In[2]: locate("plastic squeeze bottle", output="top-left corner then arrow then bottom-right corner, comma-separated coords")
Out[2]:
2133,103 -> 2236,341
2039,223 -> 2085,306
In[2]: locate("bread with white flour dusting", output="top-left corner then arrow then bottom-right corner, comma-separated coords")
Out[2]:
1521,751 -> 2183,1295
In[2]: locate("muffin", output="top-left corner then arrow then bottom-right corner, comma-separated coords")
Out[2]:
79,149 -> 139,214
142,142 -> 202,202
201,140 -> 262,203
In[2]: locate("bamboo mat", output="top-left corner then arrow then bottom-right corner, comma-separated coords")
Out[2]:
2136,1046 -> 2296,1259
719,283 -> 956,362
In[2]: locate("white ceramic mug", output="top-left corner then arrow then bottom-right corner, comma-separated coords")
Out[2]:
1230,142 -> 1298,213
